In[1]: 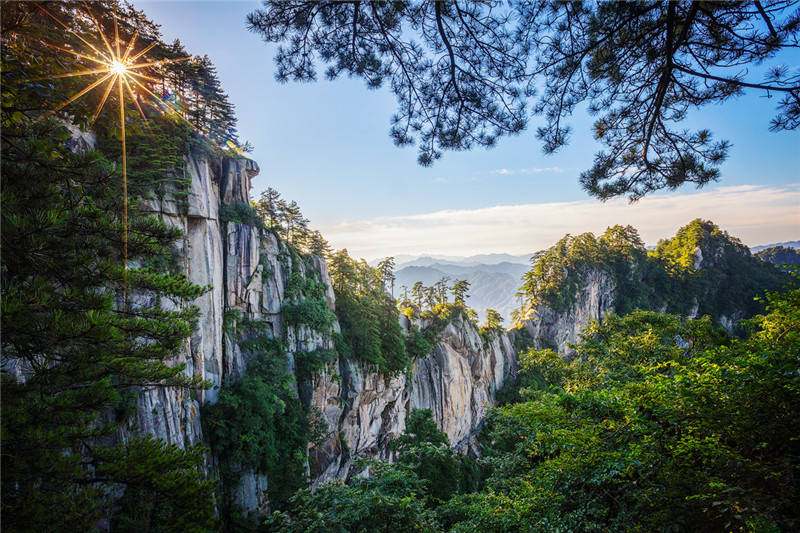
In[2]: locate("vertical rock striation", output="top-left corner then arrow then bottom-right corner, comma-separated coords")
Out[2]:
130,152 -> 518,511
521,269 -> 617,357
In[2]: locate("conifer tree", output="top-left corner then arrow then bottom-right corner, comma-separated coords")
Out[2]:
248,1 -> 800,199
452,279 -> 471,305
377,257 -> 396,296
1,117 -> 215,533
1,5 -> 218,530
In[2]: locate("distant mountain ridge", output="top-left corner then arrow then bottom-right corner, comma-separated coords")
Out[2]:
750,241 -> 800,253
372,253 -> 533,269
385,239 -> 797,324
394,261 -> 530,322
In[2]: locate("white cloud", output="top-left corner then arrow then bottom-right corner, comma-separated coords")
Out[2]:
320,184 -> 800,260
489,167 -> 569,175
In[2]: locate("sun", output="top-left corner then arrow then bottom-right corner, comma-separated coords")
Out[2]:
32,3 -> 191,305
35,4 -> 191,130
110,60 -> 128,76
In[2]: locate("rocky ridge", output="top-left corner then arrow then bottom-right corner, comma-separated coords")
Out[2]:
129,152 -> 517,512
519,222 -> 790,357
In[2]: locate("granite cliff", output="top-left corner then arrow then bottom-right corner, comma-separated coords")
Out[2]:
128,152 -> 517,512
517,222 -> 790,357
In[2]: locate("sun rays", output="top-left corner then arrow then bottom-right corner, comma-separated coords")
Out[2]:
31,2 -> 195,305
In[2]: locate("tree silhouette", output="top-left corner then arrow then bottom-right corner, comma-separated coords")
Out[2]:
248,1 -> 799,199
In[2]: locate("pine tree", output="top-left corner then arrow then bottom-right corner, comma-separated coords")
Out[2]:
1,6 -> 218,530
377,257 -> 396,296
1,118 -> 215,532
451,279 -> 471,305
248,1 -> 799,198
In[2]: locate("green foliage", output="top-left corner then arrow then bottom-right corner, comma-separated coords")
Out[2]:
265,460 -> 440,532
519,221 -> 791,326
479,309 -> 505,343
417,302 -> 474,353
0,118 -> 212,531
95,114 -> 194,213
510,323 -> 535,354
295,348 -> 338,384
405,324 -> 434,360
494,345 -> 561,407
392,409 -> 462,505
329,249 -> 412,374
202,340 -> 309,510
285,270 -> 328,300
220,201 -> 266,230
282,298 -> 337,330
754,246 -> 800,271
1,5 -> 252,530
255,187 -> 331,256
447,284 -> 800,532
393,409 -> 450,449
520,224 -> 647,314
649,219 -> 789,319
266,410 -> 481,532
105,437 -> 216,533
280,264 -> 336,332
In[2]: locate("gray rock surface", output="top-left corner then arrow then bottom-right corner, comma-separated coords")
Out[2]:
521,269 -> 616,357
129,152 -> 517,512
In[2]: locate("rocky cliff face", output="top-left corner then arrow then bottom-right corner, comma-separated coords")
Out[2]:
519,220 -> 789,358
520,269 -> 616,357
311,314 -> 517,485
131,152 -> 517,512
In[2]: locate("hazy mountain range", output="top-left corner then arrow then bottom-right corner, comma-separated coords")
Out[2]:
749,241 -> 800,253
392,261 -> 530,323
381,253 -> 533,269
381,241 -> 797,323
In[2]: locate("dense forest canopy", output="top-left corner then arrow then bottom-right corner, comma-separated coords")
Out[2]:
267,284 -> 800,532
755,244 -> 800,270
248,0 -> 800,199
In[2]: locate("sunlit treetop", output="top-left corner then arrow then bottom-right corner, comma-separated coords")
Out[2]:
1,0 -> 243,150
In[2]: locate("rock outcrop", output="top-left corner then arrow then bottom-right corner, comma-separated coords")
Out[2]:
521,269 -> 616,357
518,220 -> 791,358
129,152 -> 518,512
311,315 -> 516,485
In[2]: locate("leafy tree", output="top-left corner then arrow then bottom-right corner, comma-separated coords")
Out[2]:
394,408 -> 450,450
265,460 -> 441,532
329,249 -> 411,374
247,1 -> 799,199
202,341 -> 310,513
391,409 -> 462,504
435,275 -> 452,306
449,288 -> 800,532
518,220 -> 790,322
283,200 -> 311,247
425,285 -> 439,311
754,245 -> 800,271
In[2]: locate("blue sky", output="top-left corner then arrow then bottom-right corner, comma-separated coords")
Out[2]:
134,1 -> 799,260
